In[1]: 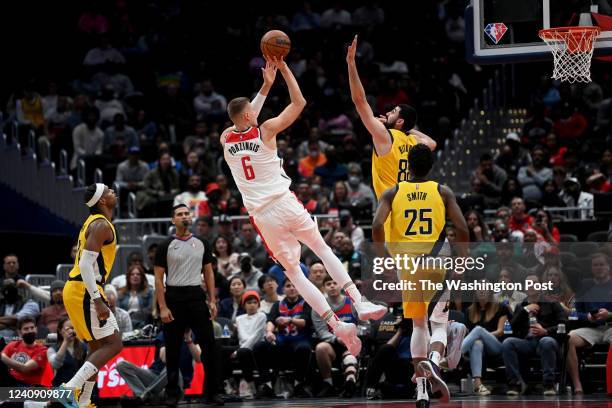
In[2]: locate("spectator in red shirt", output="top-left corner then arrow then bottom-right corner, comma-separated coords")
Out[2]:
40,280 -> 68,334
296,182 -> 320,214
508,197 -> 534,241
0,316 -> 48,386
553,103 -> 588,140
532,209 -> 561,243
545,133 -> 567,167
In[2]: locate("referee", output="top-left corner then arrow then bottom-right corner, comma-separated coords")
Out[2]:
154,204 -> 223,406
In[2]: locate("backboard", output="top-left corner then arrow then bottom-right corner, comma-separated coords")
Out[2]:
466,0 -> 612,64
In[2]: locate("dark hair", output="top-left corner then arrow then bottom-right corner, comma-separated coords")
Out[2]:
122,264 -> 148,294
56,317 -> 85,361
323,274 -> 335,284
480,153 -> 493,162
84,184 -> 104,214
408,143 -> 434,178
397,104 -> 417,131
228,275 -> 246,288
171,204 -> 189,217
212,235 -> 233,257
464,210 -> 490,241
196,216 -> 214,227
227,97 -> 250,121
258,273 -> 278,290
18,316 -> 36,330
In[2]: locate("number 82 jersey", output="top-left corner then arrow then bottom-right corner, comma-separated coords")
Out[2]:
223,127 -> 291,213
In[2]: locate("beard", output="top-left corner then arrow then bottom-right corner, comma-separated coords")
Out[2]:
383,118 -> 395,129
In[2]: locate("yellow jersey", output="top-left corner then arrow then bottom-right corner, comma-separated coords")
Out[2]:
69,214 -> 116,285
371,129 -> 418,199
387,180 -> 447,257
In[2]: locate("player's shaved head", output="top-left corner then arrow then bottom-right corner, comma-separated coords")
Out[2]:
227,97 -> 250,121
408,143 -> 433,178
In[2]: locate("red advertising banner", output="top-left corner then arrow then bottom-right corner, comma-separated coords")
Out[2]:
96,345 -> 204,398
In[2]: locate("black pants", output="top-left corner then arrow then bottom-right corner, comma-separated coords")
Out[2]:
254,340 -> 312,383
164,286 -> 219,397
235,348 -> 257,382
366,343 -> 413,387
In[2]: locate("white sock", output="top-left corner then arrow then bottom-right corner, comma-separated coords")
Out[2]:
416,377 -> 429,401
342,282 -> 363,306
324,378 -> 333,385
266,381 -> 272,388
284,265 -> 342,329
309,241 -> 363,305
429,351 -> 441,366
78,381 -> 95,408
66,362 -> 98,389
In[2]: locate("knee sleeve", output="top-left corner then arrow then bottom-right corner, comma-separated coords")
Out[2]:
411,316 -> 429,359
430,321 -> 447,347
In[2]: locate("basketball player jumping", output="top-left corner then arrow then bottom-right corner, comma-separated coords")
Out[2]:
221,56 -> 387,357
60,184 -> 123,408
373,144 -> 469,407
347,33 -> 465,378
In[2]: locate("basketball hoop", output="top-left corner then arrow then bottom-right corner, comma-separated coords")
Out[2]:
539,26 -> 601,83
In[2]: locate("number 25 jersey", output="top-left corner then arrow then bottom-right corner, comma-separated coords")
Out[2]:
388,180 -> 446,257
223,127 -> 292,213
371,129 -> 418,199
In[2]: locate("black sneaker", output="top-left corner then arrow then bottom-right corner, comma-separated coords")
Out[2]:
366,387 -> 382,400
165,389 -> 183,408
294,382 -> 314,398
415,398 -> 430,408
340,378 -> 356,398
506,380 -> 527,396
316,382 -> 336,398
417,360 -> 450,403
256,383 -> 276,399
204,393 -> 225,406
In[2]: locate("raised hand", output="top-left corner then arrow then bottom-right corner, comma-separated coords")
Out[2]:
346,35 -> 358,65
262,60 -> 278,87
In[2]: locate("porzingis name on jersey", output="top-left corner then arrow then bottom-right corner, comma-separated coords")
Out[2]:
227,141 -> 260,155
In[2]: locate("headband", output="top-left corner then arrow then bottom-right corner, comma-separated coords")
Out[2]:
86,183 -> 105,208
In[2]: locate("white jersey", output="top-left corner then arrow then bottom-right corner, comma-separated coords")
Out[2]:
223,126 -> 291,213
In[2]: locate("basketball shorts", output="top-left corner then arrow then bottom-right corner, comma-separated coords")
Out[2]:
400,259 -> 447,321
63,280 -> 119,342
249,192 -> 320,267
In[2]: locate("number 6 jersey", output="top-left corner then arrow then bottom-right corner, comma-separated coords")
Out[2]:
223,127 -> 291,213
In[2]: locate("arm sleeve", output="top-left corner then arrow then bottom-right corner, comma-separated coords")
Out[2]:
251,93 -> 267,117
79,249 -> 102,299
27,285 -> 51,303
155,239 -> 171,269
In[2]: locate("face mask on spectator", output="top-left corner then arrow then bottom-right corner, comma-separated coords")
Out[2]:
348,176 -> 360,187
22,332 -> 36,345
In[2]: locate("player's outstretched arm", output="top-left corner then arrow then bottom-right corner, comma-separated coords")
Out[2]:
440,184 -> 469,257
252,60 -> 277,117
372,186 -> 397,244
260,57 -> 306,142
410,128 -> 437,151
346,35 -> 391,156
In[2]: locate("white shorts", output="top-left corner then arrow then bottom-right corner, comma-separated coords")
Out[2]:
250,192 -> 322,266
571,325 -> 612,346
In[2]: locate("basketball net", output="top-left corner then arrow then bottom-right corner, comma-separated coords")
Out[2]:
539,26 -> 600,83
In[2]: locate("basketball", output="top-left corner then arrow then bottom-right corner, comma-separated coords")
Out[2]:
260,30 -> 291,59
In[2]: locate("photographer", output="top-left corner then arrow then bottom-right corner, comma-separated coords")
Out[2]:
48,317 -> 87,386
230,253 -> 263,292
532,208 -> 560,243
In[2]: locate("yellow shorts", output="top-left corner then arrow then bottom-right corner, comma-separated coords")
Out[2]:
63,280 -> 119,342
400,265 -> 446,319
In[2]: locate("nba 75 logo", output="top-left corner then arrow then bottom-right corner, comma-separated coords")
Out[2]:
484,23 -> 508,44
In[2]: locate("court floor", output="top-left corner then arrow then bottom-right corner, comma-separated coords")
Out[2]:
132,395 -> 612,408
